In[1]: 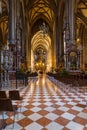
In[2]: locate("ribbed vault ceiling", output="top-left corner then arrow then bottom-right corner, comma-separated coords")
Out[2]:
28,0 -> 55,25
31,31 -> 51,51
77,0 -> 87,30
78,0 -> 87,18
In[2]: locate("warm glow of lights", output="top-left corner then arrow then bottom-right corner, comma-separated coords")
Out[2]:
36,63 -> 38,66
42,76 -> 46,85
30,83 -> 34,93
77,38 -> 80,43
31,30 -> 52,72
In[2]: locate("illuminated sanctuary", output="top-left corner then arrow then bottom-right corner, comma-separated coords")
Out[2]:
0,0 -> 87,130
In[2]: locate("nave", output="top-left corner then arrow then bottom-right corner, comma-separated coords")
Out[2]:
0,75 -> 87,130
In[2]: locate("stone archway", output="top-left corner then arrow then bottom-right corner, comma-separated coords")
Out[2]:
31,30 -> 52,72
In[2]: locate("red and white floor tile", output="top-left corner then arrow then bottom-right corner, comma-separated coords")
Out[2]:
0,75 -> 87,130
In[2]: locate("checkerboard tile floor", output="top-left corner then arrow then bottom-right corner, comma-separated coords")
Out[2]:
0,75 -> 87,130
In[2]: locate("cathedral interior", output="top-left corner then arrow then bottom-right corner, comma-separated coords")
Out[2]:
0,0 -> 87,72
0,0 -> 87,130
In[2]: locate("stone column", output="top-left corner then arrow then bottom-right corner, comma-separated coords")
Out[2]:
56,16 -> 59,67
69,0 -> 75,44
8,0 -> 16,45
65,0 -> 76,70
55,16 -> 59,67
65,0 -> 70,45
64,0 -> 70,70
16,0 -> 21,69
65,0 -> 76,45
8,0 -> 17,72
27,27 -> 31,70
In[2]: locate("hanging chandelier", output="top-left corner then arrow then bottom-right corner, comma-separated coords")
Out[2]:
39,22 -> 49,36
